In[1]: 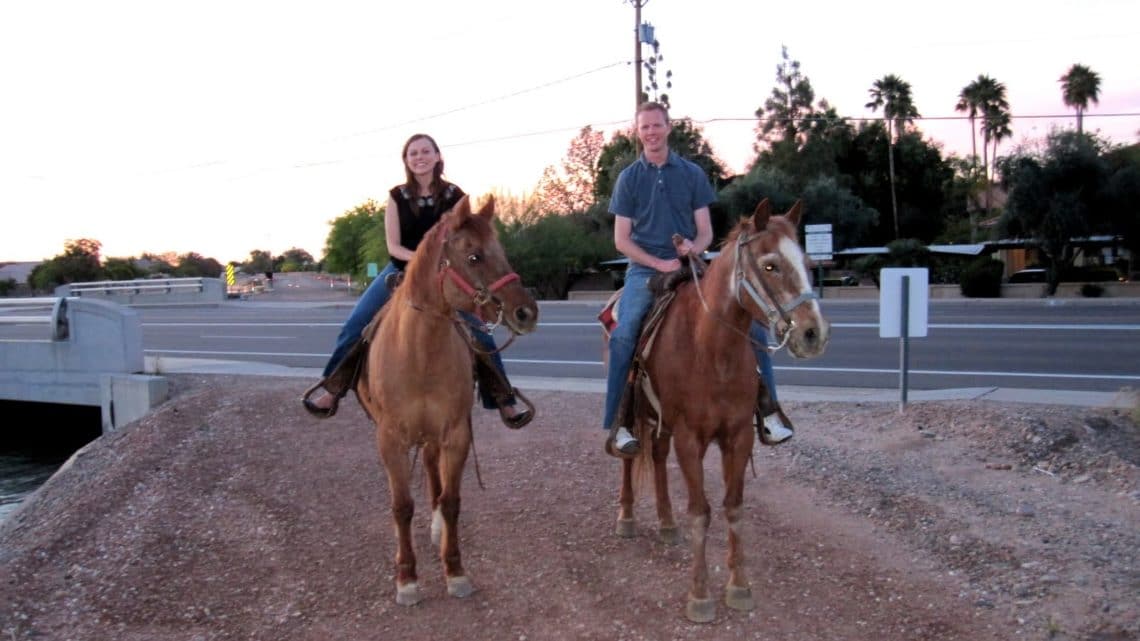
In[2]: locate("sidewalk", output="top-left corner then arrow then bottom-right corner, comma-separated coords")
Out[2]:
144,356 -> 1138,410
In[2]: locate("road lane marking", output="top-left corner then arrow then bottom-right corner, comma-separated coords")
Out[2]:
144,350 -> 1140,382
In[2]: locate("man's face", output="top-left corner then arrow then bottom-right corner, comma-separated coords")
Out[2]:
636,109 -> 670,154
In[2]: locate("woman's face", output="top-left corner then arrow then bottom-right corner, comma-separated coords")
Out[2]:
404,138 -> 440,179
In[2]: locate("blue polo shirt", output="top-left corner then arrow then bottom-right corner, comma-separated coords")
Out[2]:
609,151 -> 716,260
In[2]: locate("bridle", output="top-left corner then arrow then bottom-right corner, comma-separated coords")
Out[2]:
431,226 -> 524,354
691,229 -> 817,353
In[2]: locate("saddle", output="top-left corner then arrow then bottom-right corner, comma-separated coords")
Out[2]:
598,264 -> 705,439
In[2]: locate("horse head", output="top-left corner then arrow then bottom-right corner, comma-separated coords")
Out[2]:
436,195 -> 539,336
730,199 -> 829,358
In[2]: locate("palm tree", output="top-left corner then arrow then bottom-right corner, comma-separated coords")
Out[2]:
956,75 -> 1006,240
866,74 -> 920,240
955,77 -> 984,170
981,104 -> 1012,228
1059,63 -> 1101,135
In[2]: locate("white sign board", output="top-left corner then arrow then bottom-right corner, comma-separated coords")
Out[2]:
879,268 -> 929,338
804,223 -> 833,260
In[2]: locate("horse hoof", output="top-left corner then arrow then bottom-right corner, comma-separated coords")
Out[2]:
725,585 -> 755,611
395,582 -> 422,607
659,526 -> 680,545
447,575 -> 474,598
685,597 -> 716,623
616,518 -> 636,538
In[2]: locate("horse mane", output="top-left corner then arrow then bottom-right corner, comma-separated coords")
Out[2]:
396,196 -> 474,305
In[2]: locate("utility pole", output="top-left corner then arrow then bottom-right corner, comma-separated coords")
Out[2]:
629,0 -> 649,111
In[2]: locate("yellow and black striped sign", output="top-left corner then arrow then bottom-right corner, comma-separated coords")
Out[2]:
225,263 -> 235,287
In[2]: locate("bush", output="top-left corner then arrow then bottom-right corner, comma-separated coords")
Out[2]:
1081,283 -> 1105,297
959,257 -> 1004,298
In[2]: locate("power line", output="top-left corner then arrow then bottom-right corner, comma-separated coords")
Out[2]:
324,60 -> 629,143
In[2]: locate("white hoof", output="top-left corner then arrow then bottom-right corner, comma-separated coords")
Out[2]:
396,582 -> 422,606
447,575 -> 474,598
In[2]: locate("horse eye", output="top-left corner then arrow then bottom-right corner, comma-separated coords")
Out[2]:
764,264 -> 777,273
467,253 -> 481,264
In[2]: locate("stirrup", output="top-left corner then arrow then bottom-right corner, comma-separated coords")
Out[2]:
301,381 -> 339,419
756,406 -> 794,445
498,387 -> 535,430
604,427 -> 640,459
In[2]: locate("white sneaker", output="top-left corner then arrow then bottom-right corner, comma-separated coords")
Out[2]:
613,426 -> 641,455
760,413 -> 794,445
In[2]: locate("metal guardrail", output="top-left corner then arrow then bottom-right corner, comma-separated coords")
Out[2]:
0,296 -> 70,340
65,277 -> 205,296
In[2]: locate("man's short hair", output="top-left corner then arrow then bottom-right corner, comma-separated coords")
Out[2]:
636,101 -> 670,123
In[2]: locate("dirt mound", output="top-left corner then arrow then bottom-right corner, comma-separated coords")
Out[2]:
1,376 -> 1136,640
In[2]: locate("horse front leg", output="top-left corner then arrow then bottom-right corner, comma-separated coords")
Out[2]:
653,433 -> 679,544
422,444 -> 444,547
438,418 -> 473,598
376,430 -> 420,606
616,457 -> 636,538
720,427 -> 756,612
673,432 -> 714,623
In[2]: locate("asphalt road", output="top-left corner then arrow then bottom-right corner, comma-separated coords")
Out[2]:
135,296 -> 1140,394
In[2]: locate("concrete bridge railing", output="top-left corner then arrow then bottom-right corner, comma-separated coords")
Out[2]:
54,277 -> 225,305
0,297 -> 168,432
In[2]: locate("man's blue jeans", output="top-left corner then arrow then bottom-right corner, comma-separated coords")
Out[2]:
603,264 -> 657,430
323,261 -> 509,410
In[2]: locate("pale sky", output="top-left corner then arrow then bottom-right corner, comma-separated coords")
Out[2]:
2,0 -> 1138,265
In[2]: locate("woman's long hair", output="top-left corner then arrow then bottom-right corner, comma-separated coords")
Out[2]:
402,133 -> 447,215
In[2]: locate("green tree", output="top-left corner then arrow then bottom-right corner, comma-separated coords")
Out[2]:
28,238 -> 105,291
276,247 -> 316,272
840,124 -> 950,245
1059,63 -> 1101,135
103,257 -> 145,280
498,212 -> 611,299
753,46 -> 817,155
998,131 -> 1116,294
866,74 -> 920,240
173,252 -> 223,278
323,200 -> 384,278
246,249 -> 275,274
535,126 -> 605,215
799,176 -> 880,251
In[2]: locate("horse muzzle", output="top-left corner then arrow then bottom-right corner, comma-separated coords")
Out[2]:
784,315 -> 829,359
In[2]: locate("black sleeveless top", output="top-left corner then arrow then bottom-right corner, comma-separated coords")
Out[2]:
388,182 -> 465,270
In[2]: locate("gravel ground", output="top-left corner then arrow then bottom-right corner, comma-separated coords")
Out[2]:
1,375 -> 1137,641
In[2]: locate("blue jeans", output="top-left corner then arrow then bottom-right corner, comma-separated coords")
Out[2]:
323,261 -> 511,410
603,264 -> 658,430
750,323 -> 778,403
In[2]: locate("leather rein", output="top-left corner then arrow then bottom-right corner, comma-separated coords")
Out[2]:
405,224 -> 523,355
689,230 -> 817,354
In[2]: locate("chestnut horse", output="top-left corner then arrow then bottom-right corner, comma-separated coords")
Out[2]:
355,195 -> 538,606
616,199 -> 829,622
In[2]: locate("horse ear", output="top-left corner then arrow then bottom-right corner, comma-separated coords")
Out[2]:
448,195 -> 472,230
785,200 -> 803,226
476,194 -> 496,222
750,198 -> 771,230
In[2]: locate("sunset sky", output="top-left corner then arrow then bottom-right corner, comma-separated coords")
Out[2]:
2,0 -> 1137,265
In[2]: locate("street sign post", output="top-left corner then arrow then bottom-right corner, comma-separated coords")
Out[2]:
805,223 -> 833,298
879,268 -> 929,411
